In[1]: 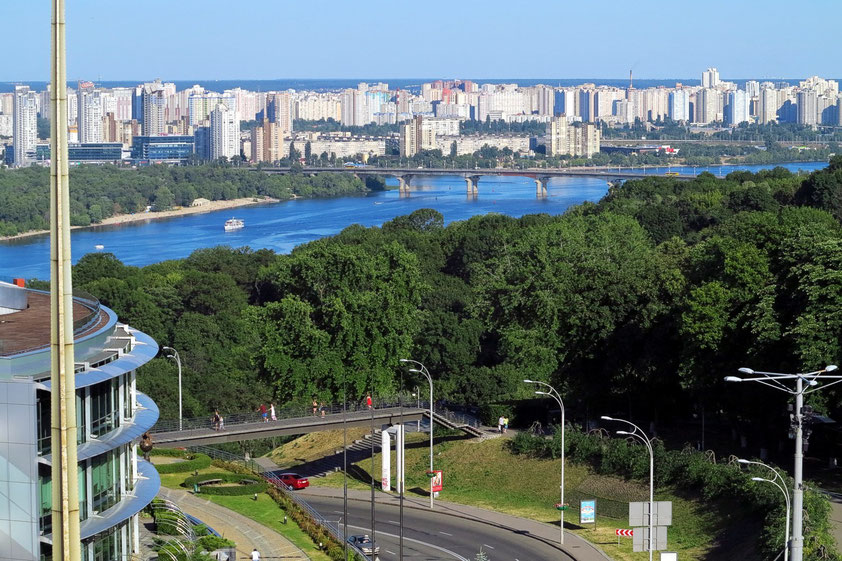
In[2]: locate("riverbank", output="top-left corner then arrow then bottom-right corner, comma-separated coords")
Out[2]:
0,195 -> 282,242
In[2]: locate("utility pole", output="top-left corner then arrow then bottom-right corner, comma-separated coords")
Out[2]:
50,0 -> 81,559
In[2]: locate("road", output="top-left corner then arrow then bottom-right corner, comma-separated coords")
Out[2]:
300,492 -> 574,561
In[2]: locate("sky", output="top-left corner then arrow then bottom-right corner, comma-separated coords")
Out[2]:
3,0 -> 840,82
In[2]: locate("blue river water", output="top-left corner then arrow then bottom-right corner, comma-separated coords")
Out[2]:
0,161 -> 827,279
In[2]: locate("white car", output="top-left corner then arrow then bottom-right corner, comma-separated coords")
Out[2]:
347,535 -> 379,556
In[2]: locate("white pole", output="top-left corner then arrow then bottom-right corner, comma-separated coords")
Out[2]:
792,378 -> 804,561
381,431 -> 391,491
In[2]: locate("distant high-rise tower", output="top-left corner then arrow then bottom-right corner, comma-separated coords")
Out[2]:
210,102 -> 239,160
701,67 -> 721,89
12,85 -> 38,167
77,81 -> 104,143
141,80 -> 167,136
267,92 -> 292,136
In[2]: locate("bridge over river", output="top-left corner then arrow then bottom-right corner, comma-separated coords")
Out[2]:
259,166 -> 696,197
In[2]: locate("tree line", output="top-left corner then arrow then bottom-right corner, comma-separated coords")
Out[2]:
0,164 -> 370,236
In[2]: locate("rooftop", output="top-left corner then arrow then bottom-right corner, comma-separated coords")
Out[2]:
0,290 -> 109,357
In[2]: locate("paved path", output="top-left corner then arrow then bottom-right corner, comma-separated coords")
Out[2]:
301,486 -> 612,561
824,490 -> 842,548
157,486 -> 307,560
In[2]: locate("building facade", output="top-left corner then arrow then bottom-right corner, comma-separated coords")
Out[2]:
0,281 -> 160,561
13,86 -> 39,168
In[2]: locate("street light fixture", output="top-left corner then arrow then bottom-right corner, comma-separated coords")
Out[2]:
525,379 -> 566,547
739,458 -> 790,561
400,359 -> 435,510
602,416 -> 654,561
725,365 -> 839,561
162,346 -> 182,431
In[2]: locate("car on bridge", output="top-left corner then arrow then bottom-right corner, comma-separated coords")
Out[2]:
278,473 -> 310,490
347,535 -> 379,557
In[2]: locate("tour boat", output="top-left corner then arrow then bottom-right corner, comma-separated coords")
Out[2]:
224,218 -> 244,232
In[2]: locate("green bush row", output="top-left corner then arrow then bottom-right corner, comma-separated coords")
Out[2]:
156,453 -> 213,474
210,460 -> 346,560
181,472 -> 267,495
509,428 -> 837,560
149,448 -> 191,458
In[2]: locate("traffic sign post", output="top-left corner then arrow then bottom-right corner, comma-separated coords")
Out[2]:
616,528 -> 633,545
629,501 -> 673,527
633,526 -> 667,552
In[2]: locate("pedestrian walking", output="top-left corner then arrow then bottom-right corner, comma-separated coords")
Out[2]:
320,401 -> 326,418
212,410 -> 221,431
503,416 -> 509,434
270,402 -> 277,421
366,393 -> 373,410
312,398 -> 318,416
258,403 -> 268,422
251,549 -> 260,561
498,416 -> 505,434
218,414 -> 224,430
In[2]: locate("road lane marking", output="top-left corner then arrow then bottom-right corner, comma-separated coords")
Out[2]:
482,544 -> 495,550
440,531 -> 453,536
346,524 -> 469,561
385,551 -> 396,556
388,520 -> 400,525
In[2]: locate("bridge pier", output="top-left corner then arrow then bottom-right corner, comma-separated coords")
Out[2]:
534,176 -> 550,198
465,175 -> 480,197
396,174 -> 413,197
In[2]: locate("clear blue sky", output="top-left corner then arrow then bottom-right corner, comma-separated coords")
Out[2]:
4,0 -> 840,81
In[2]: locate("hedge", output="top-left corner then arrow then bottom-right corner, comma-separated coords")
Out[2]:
155,453 -> 213,474
509,427 -> 838,560
182,472 -> 267,496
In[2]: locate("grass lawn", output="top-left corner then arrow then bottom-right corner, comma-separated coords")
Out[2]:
150,458 -> 331,561
306,434 -> 750,561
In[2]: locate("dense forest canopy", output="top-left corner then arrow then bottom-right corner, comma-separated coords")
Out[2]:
58,157 -> 842,447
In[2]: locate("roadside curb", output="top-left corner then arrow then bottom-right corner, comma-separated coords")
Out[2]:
304,486 -> 614,561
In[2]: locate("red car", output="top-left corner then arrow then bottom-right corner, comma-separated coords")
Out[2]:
279,473 -> 309,490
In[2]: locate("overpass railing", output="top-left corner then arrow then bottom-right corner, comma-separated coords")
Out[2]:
191,444 -> 368,559
151,397 -> 429,434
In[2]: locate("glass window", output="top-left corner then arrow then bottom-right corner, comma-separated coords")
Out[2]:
90,380 -> 119,437
77,391 -> 86,445
79,463 -> 88,521
91,451 -> 117,513
123,373 -> 132,420
39,474 -> 52,534
37,392 -> 51,456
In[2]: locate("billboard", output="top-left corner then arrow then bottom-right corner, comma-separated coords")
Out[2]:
580,499 -> 596,524
431,470 -> 443,493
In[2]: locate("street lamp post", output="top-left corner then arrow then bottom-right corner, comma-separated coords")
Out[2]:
400,359 -> 435,510
725,364 -> 839,561
602,416 -> 654,561
162,346 -> 182,431
739,459 -> 790,561
524,379 -> 566,547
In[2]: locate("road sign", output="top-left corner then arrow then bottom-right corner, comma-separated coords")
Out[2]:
616,529 -> 633,537
629,501 -> 673,527
580,499 -> 596,524
633,526 -> 668,552
660,553 -> 678,561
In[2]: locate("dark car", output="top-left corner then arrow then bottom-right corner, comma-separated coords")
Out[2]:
278,473 -> 309,490
347,535 -> 379,556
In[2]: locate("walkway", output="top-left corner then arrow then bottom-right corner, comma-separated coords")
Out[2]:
156,486 -> 307,560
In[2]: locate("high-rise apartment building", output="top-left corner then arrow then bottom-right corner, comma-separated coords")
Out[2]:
758,88 -> 779,124
12,85 -> 38,167
726,90 -> 750,125
701,67 -> 721,89
544,116 -> 600,158
797,90 -> 818,126
668,89 -> 691,121
267,92 -> 293,135
399,116 -> 436,157
77,82 -> 104,144
141,81 -> 167,136
210,102 -> 240,160
250,118 -> 280,163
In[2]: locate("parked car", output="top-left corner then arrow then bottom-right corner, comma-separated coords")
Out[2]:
347,535 -> 379,556
278,473 -> 309,490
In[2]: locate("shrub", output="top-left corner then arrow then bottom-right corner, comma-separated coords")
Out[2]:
156,453 -> 212,474
181,472 -> 267,496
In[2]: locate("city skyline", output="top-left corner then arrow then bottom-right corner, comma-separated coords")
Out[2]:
3,0 -> 841,81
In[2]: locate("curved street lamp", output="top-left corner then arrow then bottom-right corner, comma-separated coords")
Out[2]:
400,359 -> 435,510
740,459 -> 791,561
161,346 -> 182,431
725,365 -> 839,561
525,379 -> 566,547
602,415 -> 654,561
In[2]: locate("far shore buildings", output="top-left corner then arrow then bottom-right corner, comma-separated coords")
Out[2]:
0,280 -> 160,561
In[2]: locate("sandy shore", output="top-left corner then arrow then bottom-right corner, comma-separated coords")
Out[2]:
0,196 -> 281,242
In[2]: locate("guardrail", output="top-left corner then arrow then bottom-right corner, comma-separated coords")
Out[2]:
152,398 -> 429,434
190,444 -> 369,559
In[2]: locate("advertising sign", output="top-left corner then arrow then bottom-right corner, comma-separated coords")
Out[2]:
580,499 -> 596,524
431,470 -> 443,493
381,431 -> 391,491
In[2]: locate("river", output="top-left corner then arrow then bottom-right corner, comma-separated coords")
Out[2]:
0,161 -> 827,279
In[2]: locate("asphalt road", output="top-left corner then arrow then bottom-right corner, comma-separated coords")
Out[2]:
300,492 -> 574,561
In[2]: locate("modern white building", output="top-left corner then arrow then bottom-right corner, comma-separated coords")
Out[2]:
0,281 -> 160,561
702,67 -> 721,89
13,86 -> 39,167
77,82 -> 104,144
544,116 -> 600,158
726,90 -> 750,125
210,102 -> 240,160
797,90 -> 818,126
668,89 -> 691,121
